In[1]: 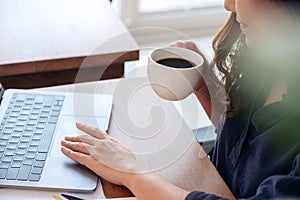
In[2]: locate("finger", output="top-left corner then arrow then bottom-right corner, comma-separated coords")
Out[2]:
169,40 -> 186,48
64,135 -> 96,145
61,140 -> 91,155
76,122 -> 107,139
61,146 -> 94,166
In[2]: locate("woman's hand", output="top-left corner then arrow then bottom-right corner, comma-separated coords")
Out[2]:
61,123 -> 189,200
171,40 -> 219,122
61,123 -> 142,186
170,40 -> 209,66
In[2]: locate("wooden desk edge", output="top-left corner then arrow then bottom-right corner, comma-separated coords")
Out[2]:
0,50 -> 139,76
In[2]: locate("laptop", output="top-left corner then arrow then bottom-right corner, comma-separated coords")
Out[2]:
0,84 -> 113,192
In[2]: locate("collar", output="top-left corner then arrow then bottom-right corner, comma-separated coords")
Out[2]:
251,99 -> 289,135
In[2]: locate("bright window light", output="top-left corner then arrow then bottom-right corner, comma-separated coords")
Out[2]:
139,0 -> 224,14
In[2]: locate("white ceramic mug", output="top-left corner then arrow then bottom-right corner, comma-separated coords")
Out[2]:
147,47 -> 204,101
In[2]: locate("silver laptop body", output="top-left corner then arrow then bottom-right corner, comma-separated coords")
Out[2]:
0,89 -> 112,192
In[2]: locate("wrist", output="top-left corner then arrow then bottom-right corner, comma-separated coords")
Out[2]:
124,171 -> 153,191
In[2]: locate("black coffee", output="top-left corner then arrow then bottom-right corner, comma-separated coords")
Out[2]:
157,58 -> 195,69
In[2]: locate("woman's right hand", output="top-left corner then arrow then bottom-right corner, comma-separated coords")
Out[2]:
61,123 -> 144,186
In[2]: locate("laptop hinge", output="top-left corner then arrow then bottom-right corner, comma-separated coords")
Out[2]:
0,83 -> 5,105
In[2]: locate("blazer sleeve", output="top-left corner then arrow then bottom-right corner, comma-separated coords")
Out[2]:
185,154 -> 300,200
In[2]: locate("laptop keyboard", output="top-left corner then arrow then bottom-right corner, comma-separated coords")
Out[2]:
0,93 -> 64,182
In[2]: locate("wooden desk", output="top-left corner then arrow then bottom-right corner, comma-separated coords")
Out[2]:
40,77 -> 235,199
0,0 -> 139,89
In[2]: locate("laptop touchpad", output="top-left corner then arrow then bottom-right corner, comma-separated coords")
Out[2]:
50,115 -> 106,157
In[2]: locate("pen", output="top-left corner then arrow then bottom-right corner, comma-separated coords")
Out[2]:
61,193 -> 85,200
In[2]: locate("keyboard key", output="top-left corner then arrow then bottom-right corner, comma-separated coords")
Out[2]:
10,112 -> 19,117
0,134 -> 10,140
0,162 -> 10,169
17,165 -> 31,181
25,126 -> 34,131
0,145 -> 5,152
42,107 -> 51,113
4,149 -> 15,156
25,152 -> 36,159
14,102 -> 23,107
48,116 -> 58,124
0,140 -> 8,146
36,123 -> 46,129
16,94 -> 26,102
31,167 -> 43,175
26,94 -> 35,100
27,146 -> 38,152
16,121 -> 26,126
9,137 -> 19,143
33,161 -> 45,168
3,128 -> 13,134
27,120 -> 37,125
40,112 -> 49,117
23,158 -> 34,166
44,95 -> 54,106
38,118 -> 48,124
55,96 -> 64,101
13,154 -> 24,161
52,106 -> 62,111
15,148 -> 26,155
36,153 -> 47,161
15,126 -> 24,132
23,105 -> 32,110
38,124 -> 56,153
58,101 -> 63,106
34,129 -> 44,135
11,161 -> 22,168
11,132 -> 22,137
20,110 -> 30,115
30,140 -> 40,147
23,131 -> 33,137
2,155 -> 13,162
32,134 -> 42,141
18,142 -> 29,149
6,167 -> 19,180
34,95 -> 44,104
0,168 -> 8,179
18,115 -> 28,121
7,143 -> 18,150
50,111 -> 60,117
20,136 -> 31,143
5,123 -> 14,129
31,109 -> 40,114
12,107 -> 21,112
29,115 -> 39,120
7,118 -> 17,123
28,174 -> 41,182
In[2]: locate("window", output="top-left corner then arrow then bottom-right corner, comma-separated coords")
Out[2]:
139,0 -> 224,14
112,0 -> 229,42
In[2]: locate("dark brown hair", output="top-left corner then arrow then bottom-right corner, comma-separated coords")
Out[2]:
212,2 -> 300,117
212,13 -> 244,117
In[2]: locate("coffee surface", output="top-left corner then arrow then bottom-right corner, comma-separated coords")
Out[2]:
157,58 -> 195,69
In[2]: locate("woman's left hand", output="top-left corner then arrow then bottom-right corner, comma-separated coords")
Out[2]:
61,123 -> 142,186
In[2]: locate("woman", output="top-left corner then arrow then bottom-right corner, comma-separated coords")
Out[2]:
61,0 -> 300,199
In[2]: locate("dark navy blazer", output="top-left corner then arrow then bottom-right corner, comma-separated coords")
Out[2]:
186,92 -> 300,199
